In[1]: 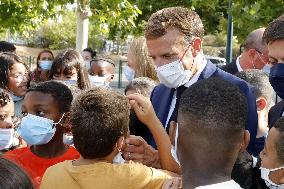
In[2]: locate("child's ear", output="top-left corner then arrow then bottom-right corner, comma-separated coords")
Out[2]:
61,112 -> 72,133
256,97 -> 267,111
239,130 -> 250,152
114,136 -> 125,152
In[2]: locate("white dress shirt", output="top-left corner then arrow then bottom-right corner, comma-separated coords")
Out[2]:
167,58 -> 208,163
236,56 -> 243,72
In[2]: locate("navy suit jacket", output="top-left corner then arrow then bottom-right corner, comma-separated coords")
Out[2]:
150,60 -> 259,156
268,100 -> 284,128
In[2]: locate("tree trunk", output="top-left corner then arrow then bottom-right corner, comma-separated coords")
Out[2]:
75,0 -> 90,52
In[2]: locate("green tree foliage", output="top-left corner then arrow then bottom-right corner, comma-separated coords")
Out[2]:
0,0 -> 74,33
25,11 -> 76,49
230,0 -> 284,43
89,0 -> 141,39
24,10 -> 106,50
0,0 -> 141,41
132,0 -> 283,42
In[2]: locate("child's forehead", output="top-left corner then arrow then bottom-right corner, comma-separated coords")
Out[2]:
25,91 -> 55,104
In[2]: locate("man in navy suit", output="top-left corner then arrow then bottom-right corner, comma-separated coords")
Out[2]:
221,28 -> 269,75
264,15 -> 284,128
122,7 -> 259,166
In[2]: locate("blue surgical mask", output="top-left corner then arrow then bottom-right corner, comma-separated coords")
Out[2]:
269,64 -> 284,99
124,66 -> 135,81
7,91 -> 23,102
0,129 -> 14,150
18,113 -> 65,145
39,60 -> 53,70
262,64 -> 271,75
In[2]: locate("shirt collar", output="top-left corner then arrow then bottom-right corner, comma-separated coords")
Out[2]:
236,56 -> 243,72
184,57 -> 208,88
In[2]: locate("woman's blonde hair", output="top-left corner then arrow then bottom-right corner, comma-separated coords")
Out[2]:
128,37 -> 158,82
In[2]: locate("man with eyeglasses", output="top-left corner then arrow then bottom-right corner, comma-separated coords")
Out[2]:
122,7 -> 260,182
222,28 -> 269,75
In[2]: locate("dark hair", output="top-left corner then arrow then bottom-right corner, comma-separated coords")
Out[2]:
0,52 -> 29,89
0,157 -> 34,189
36,49 -> 54,68
124,77 -> 157,97
273,117 -> 284,164
83,47 -> 96,58
49,49 -> 90,90
0,89 -> 11,107
71,88 -> 130,159
90,57 -> 115,68
145,7 -> 204,43
178,78 -> 247,157
263,15 -> 284,44
0,41 -> 16,53
236,70 -> 274,109
27,81 -> 73,113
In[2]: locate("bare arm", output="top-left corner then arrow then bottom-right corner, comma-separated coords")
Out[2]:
127,93 -> 180,174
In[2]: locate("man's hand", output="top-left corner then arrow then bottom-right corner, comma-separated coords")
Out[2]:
122,135 -> 161,168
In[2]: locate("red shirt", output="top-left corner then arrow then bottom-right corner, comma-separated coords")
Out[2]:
4,146 -> 80,188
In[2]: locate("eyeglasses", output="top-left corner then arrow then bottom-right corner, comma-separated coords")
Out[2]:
254,48 -> 269,66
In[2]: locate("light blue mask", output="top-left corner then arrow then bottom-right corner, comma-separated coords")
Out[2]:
18,113 -> 65,145
39,60 -> 53,70
7,91 -> 24,102
262,64 -> 271,75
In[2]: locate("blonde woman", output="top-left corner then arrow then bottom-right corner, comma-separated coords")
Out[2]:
125,37 -> 159,82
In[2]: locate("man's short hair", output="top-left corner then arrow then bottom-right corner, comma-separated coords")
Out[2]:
71,88 -> 130,159
273,117 -> 284,164
263,15 -> 284,44
0,41 -> 16,53
243,28 -> 266,51
235,70 -> 274,109
178,78 -> 248,156
145,7 -> 204,43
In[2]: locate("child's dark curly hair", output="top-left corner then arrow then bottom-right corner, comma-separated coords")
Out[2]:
0,90 -> 11,107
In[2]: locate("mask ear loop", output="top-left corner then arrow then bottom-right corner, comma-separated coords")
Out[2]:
53,113 -> 66,128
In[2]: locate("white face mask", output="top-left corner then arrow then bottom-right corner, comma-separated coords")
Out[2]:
260,166 -> 284,189
113,152 -> 125,164
63,133 -> 73,145
124,66 -> 135,81
155,59 -> 193,88
85,60 -> 91,70
88,75 -> 110,87
0,128 -> 14,150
